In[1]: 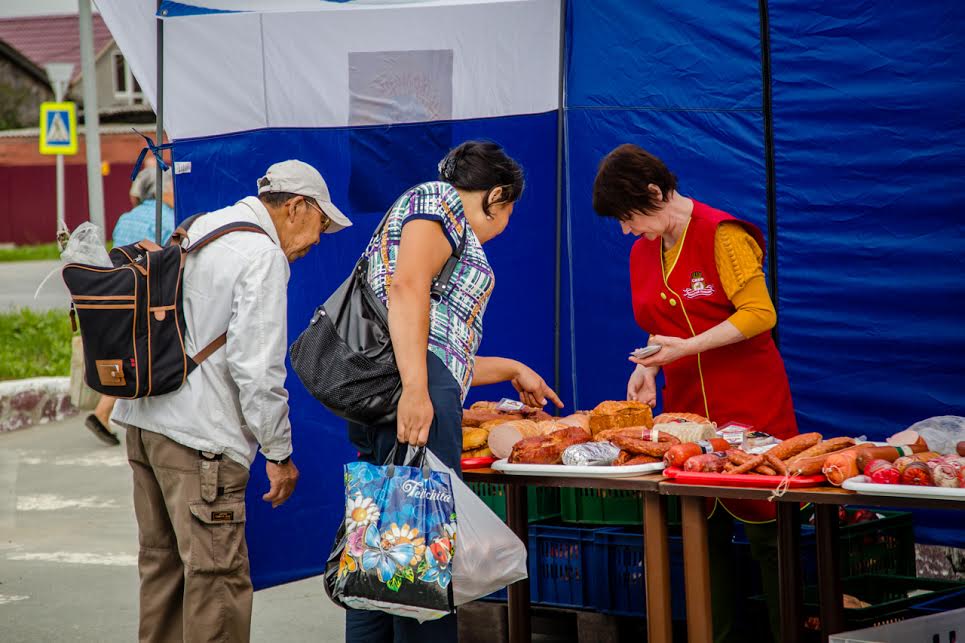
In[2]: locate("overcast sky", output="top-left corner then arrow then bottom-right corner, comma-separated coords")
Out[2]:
0,1 -> 97,19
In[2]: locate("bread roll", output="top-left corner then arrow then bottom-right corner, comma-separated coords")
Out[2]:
462,427 -> 489,451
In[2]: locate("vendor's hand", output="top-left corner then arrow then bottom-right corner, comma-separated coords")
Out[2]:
629,334 -> 694,368
397,386 -> 434,447
263,458 -> 299,508
512,364 -> 564,410
627,364 -> 657,407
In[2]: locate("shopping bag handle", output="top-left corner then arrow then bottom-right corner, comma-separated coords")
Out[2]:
384,442 -> 431,479
404,446 -> 431,479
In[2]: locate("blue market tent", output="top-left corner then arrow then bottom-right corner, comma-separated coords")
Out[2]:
97,0 -> 965,587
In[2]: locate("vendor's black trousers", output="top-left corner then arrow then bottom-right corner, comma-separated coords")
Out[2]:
345,351 -> 463,643
708,506 -> 780,643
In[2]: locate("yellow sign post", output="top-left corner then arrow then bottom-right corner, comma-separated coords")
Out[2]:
39,101 -> 78,155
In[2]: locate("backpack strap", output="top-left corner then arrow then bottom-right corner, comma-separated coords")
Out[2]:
190,332 -> 227,367
167,215 -> 270,368
186,222 -> 269,254
169,213 -> 205,246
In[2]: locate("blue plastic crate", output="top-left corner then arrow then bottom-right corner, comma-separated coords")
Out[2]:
528,523 -> 600,609
587,527 -> 687,621
911,587 -> 965,615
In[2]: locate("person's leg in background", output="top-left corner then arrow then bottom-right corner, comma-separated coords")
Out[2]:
86,395 -> 118,445
707,504 -> 738,643
745,521 -> 780,643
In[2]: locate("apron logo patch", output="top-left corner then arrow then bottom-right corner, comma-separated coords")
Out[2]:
683,270 -> 716,299
211,511 -> 234,522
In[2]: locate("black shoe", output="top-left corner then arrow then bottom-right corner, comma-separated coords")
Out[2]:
85,414 -> 120,446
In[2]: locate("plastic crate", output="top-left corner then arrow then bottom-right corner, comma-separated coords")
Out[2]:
527,523 -> 601,609
829,607 -> 964,643
734,510 -> 916,593
468,482 -> 560,523
911,587 -> 965,615
751,575 -> 965,632
587,527 -> 687,620
561,488 -> 654,525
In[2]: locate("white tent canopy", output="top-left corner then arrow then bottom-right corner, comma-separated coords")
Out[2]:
96,0 -> 561,139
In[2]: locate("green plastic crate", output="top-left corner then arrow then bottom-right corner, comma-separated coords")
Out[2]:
468,482 -> 560,523
752,575 -> 965,633
559,488 -> 681,526
837,511 -> 916,577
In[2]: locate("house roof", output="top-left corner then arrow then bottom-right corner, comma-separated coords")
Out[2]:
0,14 -> 113,81
0,37 -> 50,87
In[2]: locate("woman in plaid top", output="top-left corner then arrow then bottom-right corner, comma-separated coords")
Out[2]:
346,141 -> 562,643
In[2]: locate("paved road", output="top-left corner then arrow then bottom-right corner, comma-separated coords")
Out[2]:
0,260 -> 71,312
0,416 -> 344,642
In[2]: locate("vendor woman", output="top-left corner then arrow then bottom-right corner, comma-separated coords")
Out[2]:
593,144 -> 797,643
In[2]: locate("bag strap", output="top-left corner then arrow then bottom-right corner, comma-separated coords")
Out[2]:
186,221 -> 269,254
358,194 -> 470,301
166,214 -> 270,367
431,201 -> 469,302
190,332 -> 227,367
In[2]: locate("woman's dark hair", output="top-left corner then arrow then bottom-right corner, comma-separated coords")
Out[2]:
438,141 -> 524,217
592,144 -> 678,221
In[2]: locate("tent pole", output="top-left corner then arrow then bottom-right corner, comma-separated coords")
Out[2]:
553,0 -> 567,404
759,0 -> 779,346
155,0 -> 164,244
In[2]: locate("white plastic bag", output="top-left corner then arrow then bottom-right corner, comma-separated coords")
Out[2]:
61,222 -> 111,267
421,449 -> 528,605
905,416 -> 965,456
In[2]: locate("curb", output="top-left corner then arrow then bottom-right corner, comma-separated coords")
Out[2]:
0,377 -> 77,433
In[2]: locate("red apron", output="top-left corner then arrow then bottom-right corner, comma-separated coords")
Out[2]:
630,200 -> 798,522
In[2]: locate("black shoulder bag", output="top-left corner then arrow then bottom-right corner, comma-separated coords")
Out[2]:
289,209 -> 467,427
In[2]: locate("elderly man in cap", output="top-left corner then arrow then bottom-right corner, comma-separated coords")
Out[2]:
113,160 -> 352,642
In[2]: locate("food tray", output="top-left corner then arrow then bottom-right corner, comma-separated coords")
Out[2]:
491,459 -> 665,478
663,466 -> 827,488
842,475 -> 965,500
461,456 -> 496,470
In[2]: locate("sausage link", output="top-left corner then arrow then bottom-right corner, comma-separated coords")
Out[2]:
769,433 -> 822,461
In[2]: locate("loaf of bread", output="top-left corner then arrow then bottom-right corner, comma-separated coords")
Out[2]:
589,401 -> 654,435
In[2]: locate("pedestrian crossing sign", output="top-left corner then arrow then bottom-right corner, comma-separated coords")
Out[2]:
39,102 -> 78,155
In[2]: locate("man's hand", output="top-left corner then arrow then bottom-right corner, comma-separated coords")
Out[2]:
627,364 -> 658,407
397,386 -> 434,447
263,459 -> 299,508
511,364 -> 564,409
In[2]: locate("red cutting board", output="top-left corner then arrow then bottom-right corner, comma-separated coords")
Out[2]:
461,456 -> 497,470
663,466 -> 827,488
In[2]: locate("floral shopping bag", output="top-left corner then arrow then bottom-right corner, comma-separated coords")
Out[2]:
327,445 -> 456,621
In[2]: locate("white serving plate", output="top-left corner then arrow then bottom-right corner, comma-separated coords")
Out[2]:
842,475 -> 965,500
491,459 -> 665,478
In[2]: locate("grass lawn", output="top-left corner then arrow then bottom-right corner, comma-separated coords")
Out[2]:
0,309 -> 74,380
0,243 -> 62,262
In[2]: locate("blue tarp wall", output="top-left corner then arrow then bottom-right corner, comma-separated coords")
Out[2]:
563,0 -> 965,545
170,0 -> 965,586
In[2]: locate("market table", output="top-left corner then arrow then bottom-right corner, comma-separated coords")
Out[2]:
660,482 -> 965,643
463,470 -> 668,643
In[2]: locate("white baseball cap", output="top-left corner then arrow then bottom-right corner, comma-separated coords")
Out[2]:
257,160 -> 352,234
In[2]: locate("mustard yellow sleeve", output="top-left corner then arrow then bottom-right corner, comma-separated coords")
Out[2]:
714,222 -> 776,338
